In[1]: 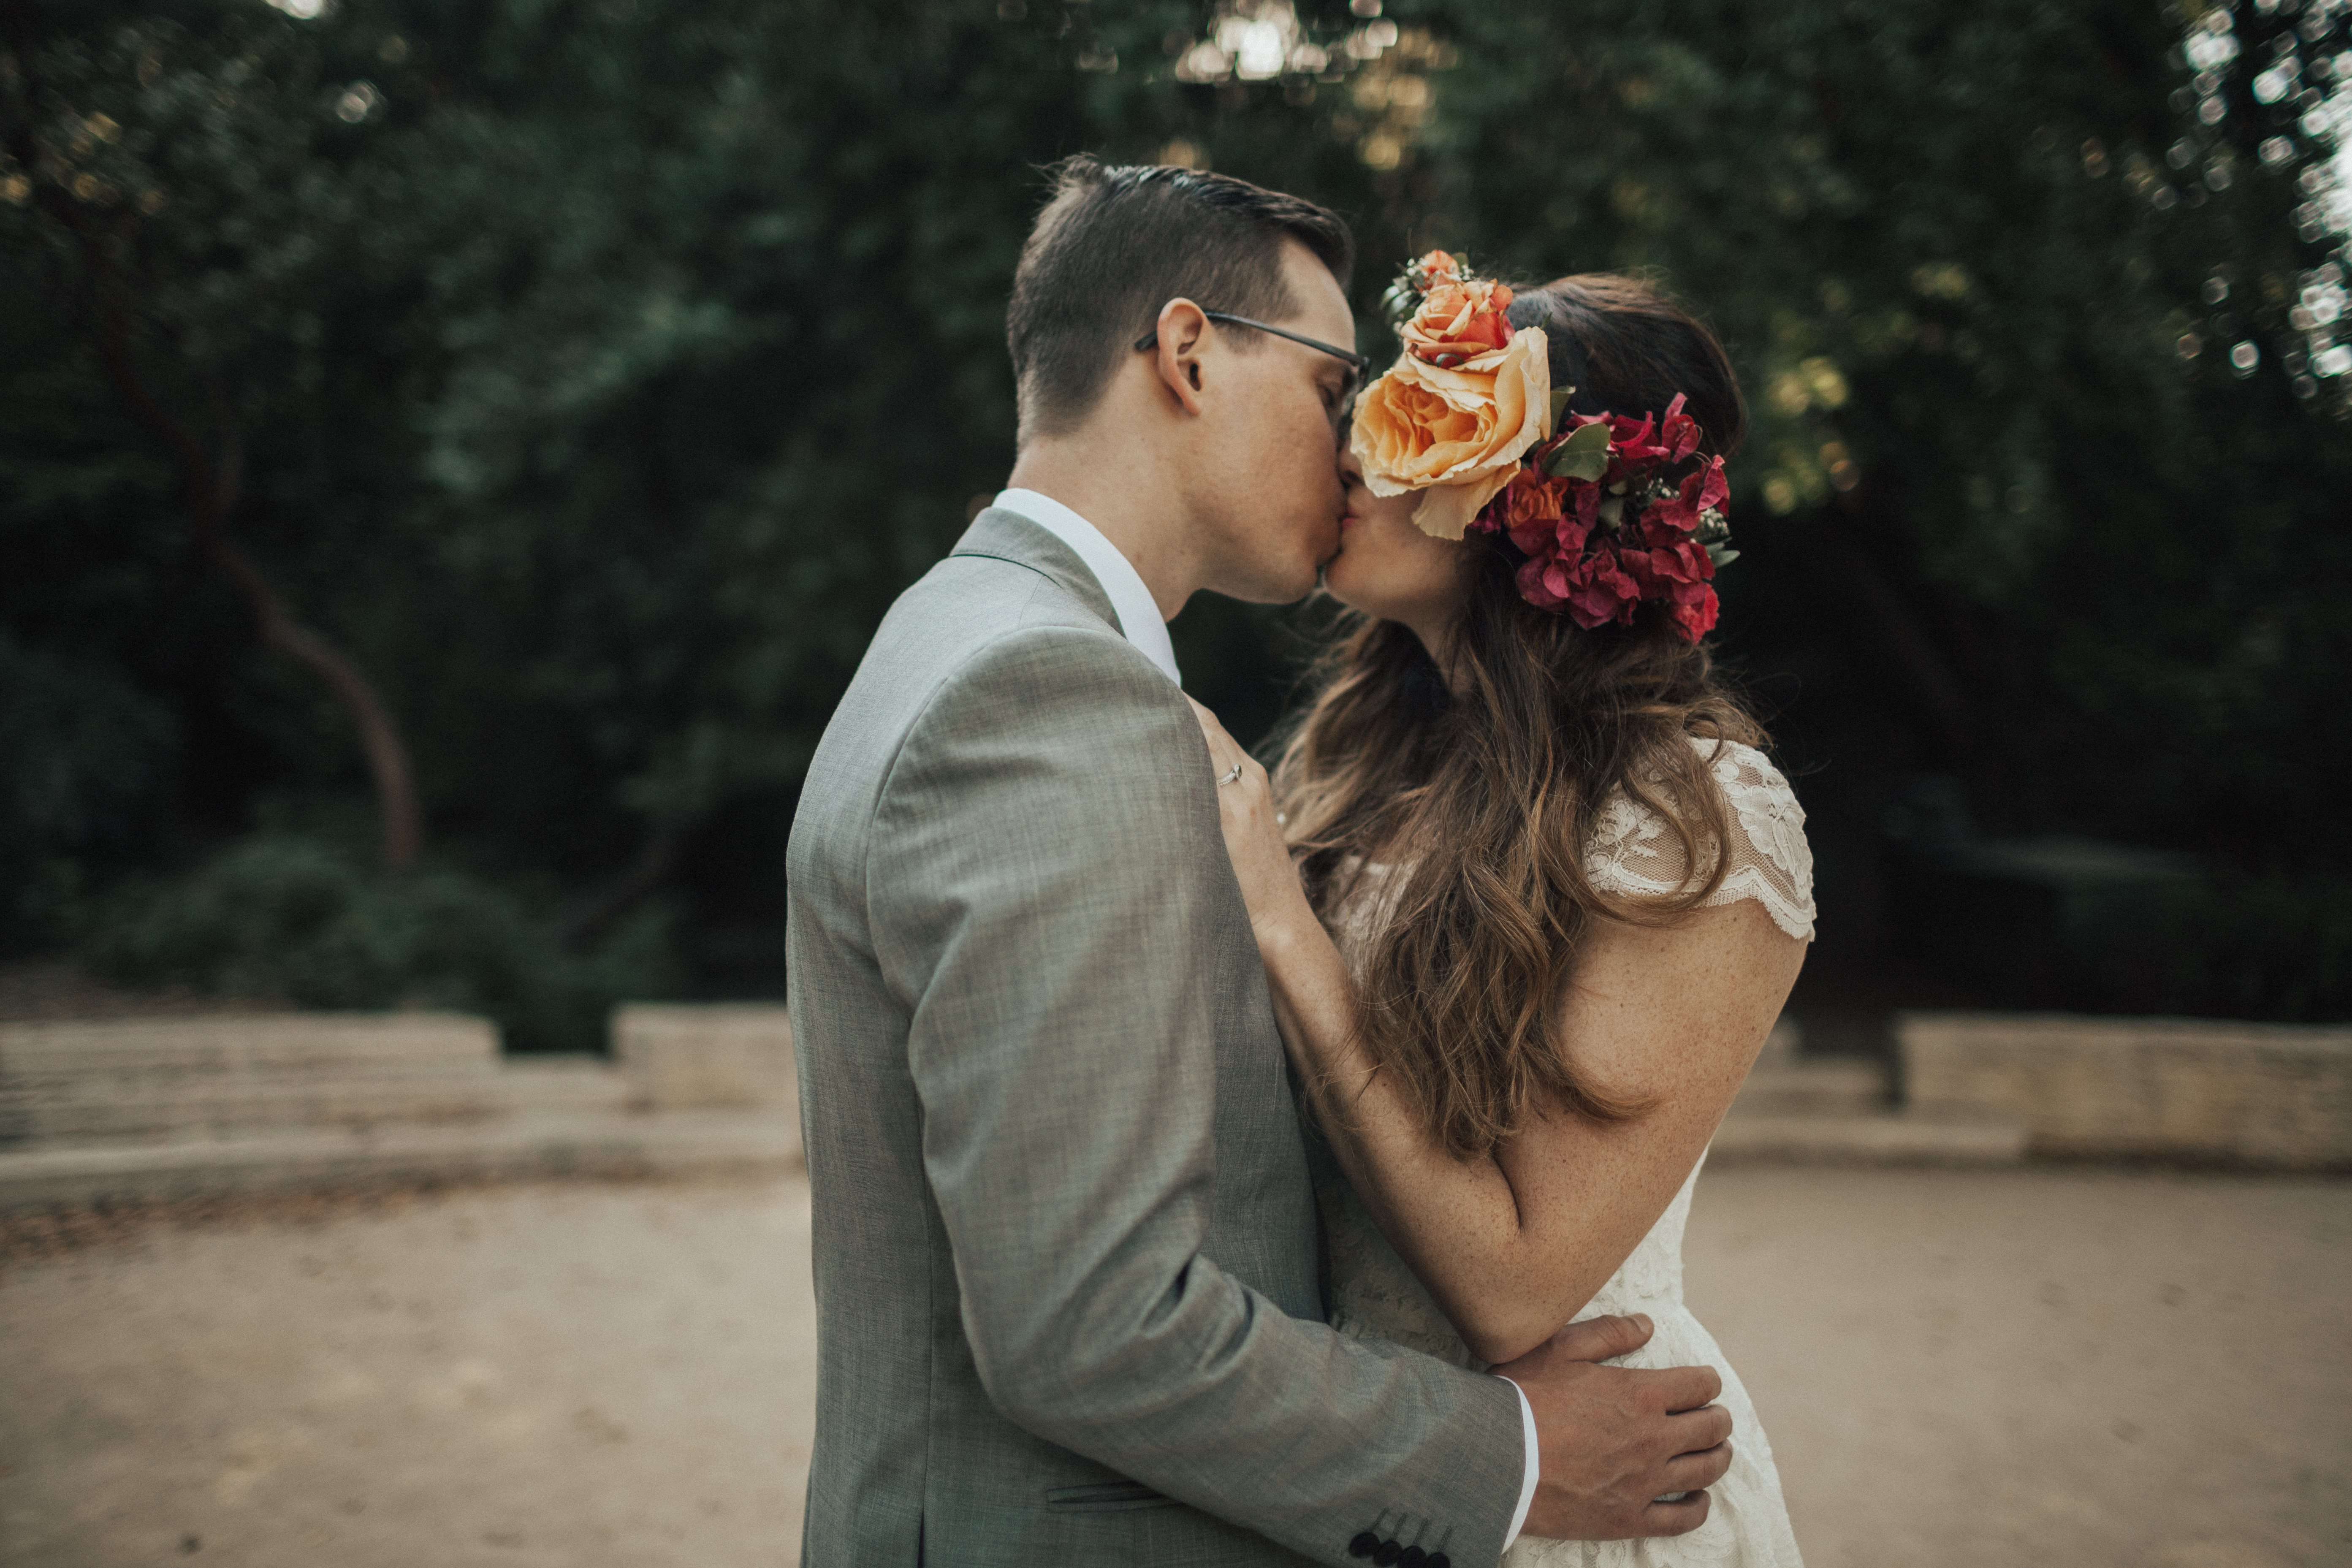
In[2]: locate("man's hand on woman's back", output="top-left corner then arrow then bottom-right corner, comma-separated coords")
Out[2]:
1492,1313 -> 1736,1541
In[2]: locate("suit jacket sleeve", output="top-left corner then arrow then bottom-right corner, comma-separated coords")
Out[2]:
866,623 -> 1524,1567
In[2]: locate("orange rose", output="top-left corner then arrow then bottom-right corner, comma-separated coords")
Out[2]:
1402,277 -> 1517,364
1400,249 -> 1463,297
1349,326 -> 1551,540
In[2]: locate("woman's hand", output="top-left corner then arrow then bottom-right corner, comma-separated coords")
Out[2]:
1190,697 -> 1376,1112
1188,698 -> 1318,947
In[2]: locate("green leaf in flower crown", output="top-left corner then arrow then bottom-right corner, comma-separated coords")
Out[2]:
1705,544 -> 1741,568
1548,386 -> 1576,428
1545,420 -> 1612,481
1381,270 -> 1424,332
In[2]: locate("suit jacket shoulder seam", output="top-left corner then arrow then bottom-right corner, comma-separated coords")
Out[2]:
860,571 -> 1151,909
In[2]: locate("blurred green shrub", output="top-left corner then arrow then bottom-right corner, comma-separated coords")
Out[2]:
2066,874 -> 2352,1024
1886,827 -> 2352,1022
90,835 -> 677,1053
0,631 -> 176,948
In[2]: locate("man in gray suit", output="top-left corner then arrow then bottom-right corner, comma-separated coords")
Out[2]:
787,157 -> 1736,1566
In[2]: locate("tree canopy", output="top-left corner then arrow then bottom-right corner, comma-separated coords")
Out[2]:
5,0 -> 2345,1036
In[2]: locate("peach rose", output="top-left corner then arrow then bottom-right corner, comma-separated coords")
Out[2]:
1408,249 -> 1462,289
1349,326 -> 1551,540
1401,277 -> 1517,365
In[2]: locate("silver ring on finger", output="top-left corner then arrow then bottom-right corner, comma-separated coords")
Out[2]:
1217,763 -> 1244,787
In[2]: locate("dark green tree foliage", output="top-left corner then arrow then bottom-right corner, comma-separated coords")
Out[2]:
1381,0 -> 2352,1015
1423,3 -> 2340,802
1,0 -> 2343,1030
0,6 -> 430,876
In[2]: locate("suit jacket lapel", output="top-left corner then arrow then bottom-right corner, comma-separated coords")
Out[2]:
949,507 -> 1124,639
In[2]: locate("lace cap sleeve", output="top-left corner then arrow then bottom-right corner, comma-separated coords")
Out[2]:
1584,737 -> 1817,941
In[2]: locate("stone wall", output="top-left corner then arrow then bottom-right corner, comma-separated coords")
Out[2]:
612,1004 -> 797,1120
0,1006 -> 800,1207
1899,1013 -> 2352,1169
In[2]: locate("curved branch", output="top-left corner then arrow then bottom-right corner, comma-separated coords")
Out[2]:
76,277 -> 426,872
210,541 -> 424,873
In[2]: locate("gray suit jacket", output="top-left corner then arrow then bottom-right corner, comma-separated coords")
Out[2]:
787,508 -> 1523,1566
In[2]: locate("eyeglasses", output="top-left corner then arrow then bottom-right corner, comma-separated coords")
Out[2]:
1133,310 -> 1371,420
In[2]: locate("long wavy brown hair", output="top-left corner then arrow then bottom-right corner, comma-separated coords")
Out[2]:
1272,274 -> 1763,1158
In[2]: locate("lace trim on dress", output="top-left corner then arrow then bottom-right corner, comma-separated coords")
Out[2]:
1330,738 -> 1815,949
1584,736 -> 1816,942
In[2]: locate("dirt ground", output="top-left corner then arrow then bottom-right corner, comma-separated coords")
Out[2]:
2,1165 -> 2345,1568
1687,1166 -> 2349,1568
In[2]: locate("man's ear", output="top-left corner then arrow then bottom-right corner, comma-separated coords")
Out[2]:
1150,298 -> 1210,416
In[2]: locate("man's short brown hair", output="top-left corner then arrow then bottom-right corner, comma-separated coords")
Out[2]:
1006,156 -> 1353,444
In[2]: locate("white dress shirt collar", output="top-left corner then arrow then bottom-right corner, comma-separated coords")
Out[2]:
991,488 -> 1182,688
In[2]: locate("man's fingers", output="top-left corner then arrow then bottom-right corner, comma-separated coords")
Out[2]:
1637,1489 -> 1712,1538
1640,1361 -> 1724,1413
1545,1312 -> 1654,1363
1659,1438 -> 1734,1494
1663,1401 -> 1734,1457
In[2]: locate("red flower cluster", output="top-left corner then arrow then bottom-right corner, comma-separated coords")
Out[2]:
1470,393 -> 1732,644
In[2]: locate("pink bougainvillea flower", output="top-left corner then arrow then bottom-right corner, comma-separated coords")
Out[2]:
1621,537 -> 1715,599
1516,554 -> 1568,611
1590,411 -> 1668,480
1556,548 -> 1644,631
1642,454 -> 1730,534
1663,582 -> 1720,643
1656,393 -> 1703,464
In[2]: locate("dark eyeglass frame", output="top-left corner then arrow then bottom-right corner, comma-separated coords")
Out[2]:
1133,310 -> 1371,410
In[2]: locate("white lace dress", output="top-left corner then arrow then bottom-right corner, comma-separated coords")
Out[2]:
1317,737 -> 1815,1568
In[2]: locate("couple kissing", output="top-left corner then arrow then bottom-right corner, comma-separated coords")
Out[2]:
787,155 -> 1814,1568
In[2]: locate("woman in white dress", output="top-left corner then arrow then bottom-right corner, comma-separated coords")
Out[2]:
1192,255 -> 1815,1567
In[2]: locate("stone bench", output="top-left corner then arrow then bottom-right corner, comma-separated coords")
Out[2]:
612,1004 -> 796,1119
0,1005 -> 801,1207
1899,1012 -> 2352,1169
0,1012 -> 499,1090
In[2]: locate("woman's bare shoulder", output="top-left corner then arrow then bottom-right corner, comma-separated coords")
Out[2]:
1551,896 -> 1803,1096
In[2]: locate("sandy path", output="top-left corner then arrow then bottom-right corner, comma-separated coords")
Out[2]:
1683,1166 -> 2350,1568
1,1179 -> 817,1568
2,1166 -> 2345,1567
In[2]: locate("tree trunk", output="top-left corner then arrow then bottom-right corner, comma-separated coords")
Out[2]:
84,312 -> 428,872
209,541 -> 426,873
3,25 -> 426,873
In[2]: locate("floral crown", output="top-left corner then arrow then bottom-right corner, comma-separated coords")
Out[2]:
1348,250 -> 1736,644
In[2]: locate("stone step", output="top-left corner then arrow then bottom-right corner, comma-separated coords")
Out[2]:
1900,1011 -> 2352,1169
0,1014 -> 499,1091
1708,1112 -> 2028,1168
0,1109 -> 802,1211
2,1056 -> 632,1146
1728,1057 -> 1889,1118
